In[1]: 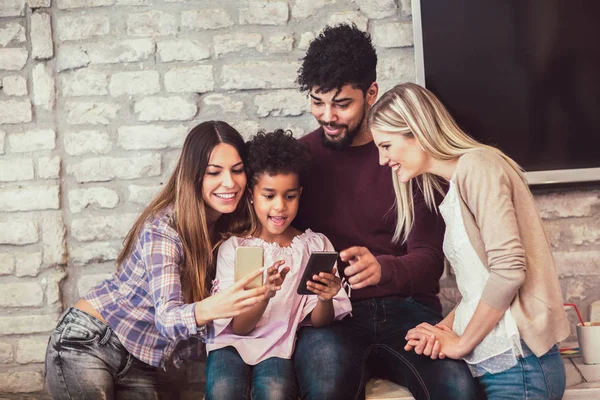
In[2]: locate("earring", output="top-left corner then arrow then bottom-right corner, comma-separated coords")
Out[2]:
250,199 -> 254,204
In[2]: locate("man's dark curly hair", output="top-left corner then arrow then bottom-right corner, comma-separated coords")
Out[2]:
297,24 -> 377,94
246,129 -> 312,188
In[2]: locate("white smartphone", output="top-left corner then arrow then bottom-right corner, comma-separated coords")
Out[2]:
234,246 -> 264,289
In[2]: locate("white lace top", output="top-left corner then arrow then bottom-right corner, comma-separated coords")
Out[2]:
207,229 -> 352,365
439,180 -> 524,377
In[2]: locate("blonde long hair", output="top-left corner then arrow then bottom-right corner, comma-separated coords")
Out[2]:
369,83 -> 526,243
117,121 -> 256,303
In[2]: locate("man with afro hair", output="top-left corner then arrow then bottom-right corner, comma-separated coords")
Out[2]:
292,24 -> 477,400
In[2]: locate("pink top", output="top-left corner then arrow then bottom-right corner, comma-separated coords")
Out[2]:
207,229 -> 352,365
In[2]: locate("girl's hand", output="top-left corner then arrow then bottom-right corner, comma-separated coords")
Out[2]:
307,267 -> 342,302
264,260 -> 290,299
195,267 -> 268,324
405,323 -> 467,360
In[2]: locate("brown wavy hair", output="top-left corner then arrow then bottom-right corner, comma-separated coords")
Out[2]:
116,121 -> 255,303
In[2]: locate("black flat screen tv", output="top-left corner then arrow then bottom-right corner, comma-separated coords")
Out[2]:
412,0 -> 600,184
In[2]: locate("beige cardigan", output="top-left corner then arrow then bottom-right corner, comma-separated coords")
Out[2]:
451,149 -> 570,357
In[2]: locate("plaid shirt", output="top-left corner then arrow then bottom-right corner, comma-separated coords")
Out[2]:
84,205 -> 210,368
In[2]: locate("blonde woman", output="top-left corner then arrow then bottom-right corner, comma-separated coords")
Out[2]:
369,83 -> 569,399
45,121 -> 275,399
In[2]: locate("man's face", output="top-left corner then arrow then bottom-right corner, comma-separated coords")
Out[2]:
309,84 -> 371,150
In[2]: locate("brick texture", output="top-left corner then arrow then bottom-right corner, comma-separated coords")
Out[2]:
0,1 -> 597,397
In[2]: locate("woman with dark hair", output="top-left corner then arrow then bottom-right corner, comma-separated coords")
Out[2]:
45,121 -> 272,399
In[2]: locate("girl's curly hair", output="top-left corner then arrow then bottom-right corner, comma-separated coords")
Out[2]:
297,24 -> 377,94
246,129 -> 311,187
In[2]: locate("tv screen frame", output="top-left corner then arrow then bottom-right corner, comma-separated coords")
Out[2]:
411,0 -> 600,185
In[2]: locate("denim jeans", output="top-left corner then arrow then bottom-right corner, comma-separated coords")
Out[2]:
205,346 -> 297,400
293,297 -> 478,400
477,344 -> 565,399
44,307 -> 158,400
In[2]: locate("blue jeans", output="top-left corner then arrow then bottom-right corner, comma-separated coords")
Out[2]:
44,307 -> 158,400
205,346 -> 297,400
478,344 -> 565,399
293,297 -> 478,400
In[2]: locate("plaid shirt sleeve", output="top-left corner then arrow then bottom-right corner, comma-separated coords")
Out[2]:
142,227 -> 202,341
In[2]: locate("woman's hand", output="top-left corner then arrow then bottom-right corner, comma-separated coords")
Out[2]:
264,260 -> 290,299
405,323 -> 468,360
307,267 -> 342,302
194,267 -> 268,325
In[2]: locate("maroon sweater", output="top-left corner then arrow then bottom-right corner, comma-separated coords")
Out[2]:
295,128 -> 445,312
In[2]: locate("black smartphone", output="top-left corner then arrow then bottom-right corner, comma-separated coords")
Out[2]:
296,251 -> 338,295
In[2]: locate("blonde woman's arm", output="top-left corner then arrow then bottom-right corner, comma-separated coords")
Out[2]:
459,150 -> 526,310
406,150 -> 526,359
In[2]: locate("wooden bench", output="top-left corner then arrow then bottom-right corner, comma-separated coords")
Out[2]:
364,356 -> 600,400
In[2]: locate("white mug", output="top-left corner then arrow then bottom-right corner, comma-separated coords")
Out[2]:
577,322 -> 600,365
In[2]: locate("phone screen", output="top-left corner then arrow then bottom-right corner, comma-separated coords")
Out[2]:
235,246 -> 264,289
296,251 -> 338,295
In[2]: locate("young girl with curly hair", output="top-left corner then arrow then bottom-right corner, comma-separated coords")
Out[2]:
205,130 -> 352,400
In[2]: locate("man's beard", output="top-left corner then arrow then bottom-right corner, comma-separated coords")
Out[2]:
319,106 -> 367,151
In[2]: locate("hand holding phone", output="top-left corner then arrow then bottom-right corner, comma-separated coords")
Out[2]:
307,267 -> 342,301
297,251 -> 339,296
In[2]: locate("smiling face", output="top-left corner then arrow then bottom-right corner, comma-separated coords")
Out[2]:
202,143 -> 247,220
372,129 -> 431,183
310,83 -> 378,150
251,172 -> 302,244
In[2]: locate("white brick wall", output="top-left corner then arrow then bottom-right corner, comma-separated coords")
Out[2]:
0,48 -> 28,70
57,15 -> 110,41
0,0 -> 598,396
133,96 -> 198,121
109,71 -> 161,97
63,130 -> 112,155
0,158 -> 34,181
68,187 -> 119,213
2,75 -> 28,96
60,69 -> 109,97
0,283 -> 44,307
0,185 -> 60,212
221,61 -> 300,90
30,12 -> 53,60
157,39 -> 211,62
32,63 -> 56,111
0,22 -> 25,46
64,100 -> 121,125
67,154 -> 161,182
0,99 -> 32,124
37,155 -> 61,178
0,315 -> 56,335
164,66 -> 215,93
181,9 -> 234,31
8,129 -> 55,152
15,253 -> 42,277
0,219 -> 38,245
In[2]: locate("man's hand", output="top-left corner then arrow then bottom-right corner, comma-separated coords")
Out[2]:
340,246 -> 382,289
